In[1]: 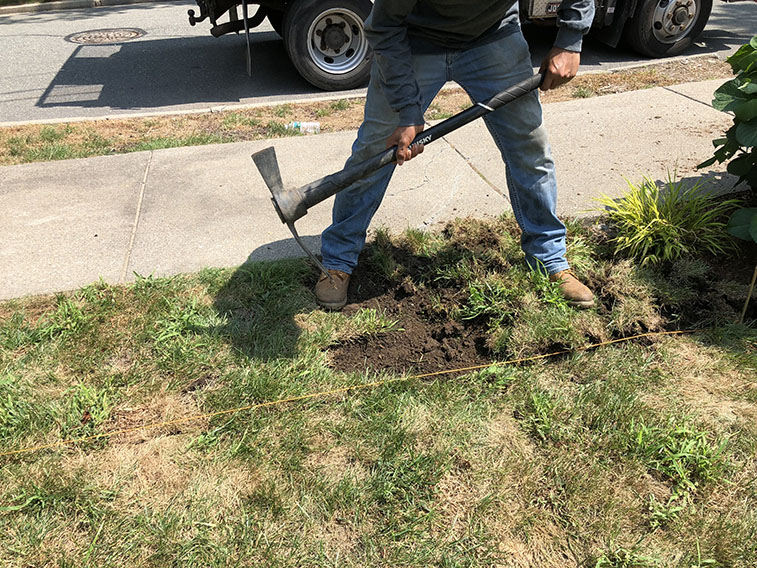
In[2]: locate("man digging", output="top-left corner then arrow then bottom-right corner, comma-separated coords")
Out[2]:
315,0 -> 596,310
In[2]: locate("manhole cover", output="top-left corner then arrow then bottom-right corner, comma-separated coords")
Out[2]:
65,28 -> 147,45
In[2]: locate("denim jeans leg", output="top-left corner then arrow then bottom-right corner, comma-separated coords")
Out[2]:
450,31 -> 569,274
320,55 -> 448,274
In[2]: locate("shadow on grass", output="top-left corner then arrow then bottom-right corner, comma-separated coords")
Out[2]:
211,256 -> 317,362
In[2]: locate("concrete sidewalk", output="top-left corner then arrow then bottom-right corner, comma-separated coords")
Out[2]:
0,79 -> 736,300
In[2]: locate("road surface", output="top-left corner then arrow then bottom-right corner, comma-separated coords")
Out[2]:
0,0 -> 755,124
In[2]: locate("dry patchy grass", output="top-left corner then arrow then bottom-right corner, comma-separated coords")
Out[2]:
0,57 -> 732,167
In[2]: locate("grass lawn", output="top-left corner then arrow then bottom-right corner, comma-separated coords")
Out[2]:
1,212 -> 755,567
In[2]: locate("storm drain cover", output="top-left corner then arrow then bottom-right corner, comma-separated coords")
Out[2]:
65,28 -> 147,45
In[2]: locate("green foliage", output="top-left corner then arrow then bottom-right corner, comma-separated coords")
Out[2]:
727,207 -> 757,243
698,36 -> 757,190
596,176 -> 740,265
60,383 -> 117,439
628,420 -> 727,492
648,493 -> 686,529
594,545 -> 659,568
459,276 -> 517,325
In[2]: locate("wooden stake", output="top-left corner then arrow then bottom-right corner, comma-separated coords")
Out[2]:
739,264 -> 757,324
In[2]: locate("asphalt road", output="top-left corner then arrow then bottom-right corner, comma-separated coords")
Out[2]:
0,0 -> 755,124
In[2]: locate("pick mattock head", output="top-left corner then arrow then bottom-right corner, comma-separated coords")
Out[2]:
251,147 -> 331,280
251,147 -> 307,225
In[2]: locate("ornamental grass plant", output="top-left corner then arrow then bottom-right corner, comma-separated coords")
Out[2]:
596,175 -> 741,265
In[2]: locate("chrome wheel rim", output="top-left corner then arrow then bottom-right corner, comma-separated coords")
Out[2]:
652,0 -> 699,44
306,8 -> 368,75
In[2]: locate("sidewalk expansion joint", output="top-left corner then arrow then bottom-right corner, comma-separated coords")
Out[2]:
441,134 -> 508,201
120,151 -> 152,283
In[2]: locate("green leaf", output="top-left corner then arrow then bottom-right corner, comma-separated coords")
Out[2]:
736,119 -> 757,147
697,156 -> 718,169
739,81 -> 757,95
728,40 -> 757,74
713,77 -> 757,121
728,208 -> 757,241
751,214 -> 757,243
727,154 -> 753,176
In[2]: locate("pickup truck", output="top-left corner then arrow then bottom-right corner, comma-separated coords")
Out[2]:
187,0 -> 713,90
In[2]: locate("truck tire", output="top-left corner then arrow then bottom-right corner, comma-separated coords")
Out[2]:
625,0 -> 712,57
283,0 -> 373,91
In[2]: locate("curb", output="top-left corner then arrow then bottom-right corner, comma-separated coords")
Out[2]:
0,0 -> 180,16
0,55 -> 723,128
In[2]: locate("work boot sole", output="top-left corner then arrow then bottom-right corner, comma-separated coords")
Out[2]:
568,298 -> 595,309
318,297 -> 347,310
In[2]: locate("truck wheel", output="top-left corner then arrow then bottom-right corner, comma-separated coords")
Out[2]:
625,0 -> 712,57
283,0 -> 372,91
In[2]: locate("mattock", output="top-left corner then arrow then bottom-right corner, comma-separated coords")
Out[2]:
252,72 -> 545,280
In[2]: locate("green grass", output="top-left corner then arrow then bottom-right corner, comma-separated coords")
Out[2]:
573,85 -> 596,99
0,215 -> 755,566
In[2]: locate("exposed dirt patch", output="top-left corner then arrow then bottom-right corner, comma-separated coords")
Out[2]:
326,198 -> 757,377
330,281 -> 492,377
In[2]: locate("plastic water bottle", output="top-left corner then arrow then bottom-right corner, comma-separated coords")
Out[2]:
286,121 -> 320,134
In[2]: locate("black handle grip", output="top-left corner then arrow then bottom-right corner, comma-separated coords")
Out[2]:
290,72 -> 545,221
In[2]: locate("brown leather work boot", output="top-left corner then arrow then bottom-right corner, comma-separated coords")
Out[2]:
314,269 -> 350,310
549,269 -> 595,308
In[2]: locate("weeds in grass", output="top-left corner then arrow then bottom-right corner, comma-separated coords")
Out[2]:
274,103 -> 293,117
265,120 -> 291,137
596,175 -> 741,265
222,112 -> 260,129
594,543 -> 659,567
525,390 -> 561,442
628,420 -> 728,491
573,85 -> 595,99
0,213 -> 756,566
459,275 -> 517,325
60,383 -> 117,439
0,376 -> 51,447
648,493 -> 686,529
40,296 -> 91,340
426,103 -> 454,120
133,133 -> 229,151
347,308 -> 401,337
329,99 -> 352,112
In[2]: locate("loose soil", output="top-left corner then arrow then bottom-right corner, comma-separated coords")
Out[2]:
334,282 -> 492,377
328,195 -> 757,377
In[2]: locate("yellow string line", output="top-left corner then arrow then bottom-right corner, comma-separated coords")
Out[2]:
0,329 -> 699,459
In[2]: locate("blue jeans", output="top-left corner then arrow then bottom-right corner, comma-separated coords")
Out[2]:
320,30 -> 570,276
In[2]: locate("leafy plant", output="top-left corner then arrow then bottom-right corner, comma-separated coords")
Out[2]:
726,208 -> 757,323
596,175 -> 740,265
728,207 -> 757,243
698,36 -> 757,190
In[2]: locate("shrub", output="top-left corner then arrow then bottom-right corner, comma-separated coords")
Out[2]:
596,175 -> 740,265
698,36 -> 757,191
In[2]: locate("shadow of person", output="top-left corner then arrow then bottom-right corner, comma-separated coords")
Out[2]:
211,253 -> 318,362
